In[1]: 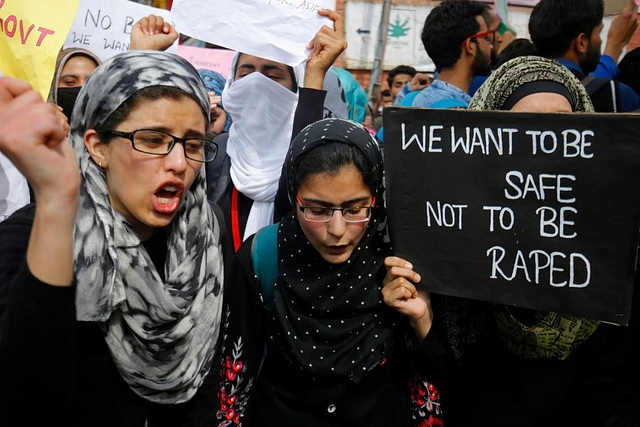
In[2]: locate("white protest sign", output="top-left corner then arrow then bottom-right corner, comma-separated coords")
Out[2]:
64,0 -> 178,62
171,0 -> 334,67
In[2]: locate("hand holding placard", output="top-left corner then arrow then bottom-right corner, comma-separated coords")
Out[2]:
384,107 -> 640,325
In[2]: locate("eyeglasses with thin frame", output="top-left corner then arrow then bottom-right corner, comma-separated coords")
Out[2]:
106,129 -> 218,163
460,29 -> 496,47
296,196 -> 375,223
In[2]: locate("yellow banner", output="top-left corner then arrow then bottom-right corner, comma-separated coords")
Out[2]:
0,0 -> 81,99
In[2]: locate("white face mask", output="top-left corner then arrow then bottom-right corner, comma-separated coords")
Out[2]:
223,71 -> 299,240
223,70 -> 297,125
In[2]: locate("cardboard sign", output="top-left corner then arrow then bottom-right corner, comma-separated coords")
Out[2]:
604,0 -> 630,16
384,107 -> 640,325
63,0 -> 177,62
177,44 -> 235,77
0,0 -> 81,98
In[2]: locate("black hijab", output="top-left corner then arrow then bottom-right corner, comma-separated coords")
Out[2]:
271,118 -> 397,382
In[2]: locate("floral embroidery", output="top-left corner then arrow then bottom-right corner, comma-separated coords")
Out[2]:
409,365 -> 443,426
416,415 -> 446,427
216,308 -> 254,426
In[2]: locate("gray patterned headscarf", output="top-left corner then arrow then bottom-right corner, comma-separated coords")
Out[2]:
69,50 -> 224,403
469,55 -> 594,113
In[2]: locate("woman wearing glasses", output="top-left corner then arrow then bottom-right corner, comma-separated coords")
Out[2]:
216,118 -> 444,426
0,50 -> 225,425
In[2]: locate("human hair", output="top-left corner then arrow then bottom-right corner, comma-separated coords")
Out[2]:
421,0 -> 487,72
480,3 -> 498,28
95,86 -> 207,141
495,38 -> 540,67
380,89 -> 392,98
386,65 -> 417,87
528,0 -> 604,58
292,142 -> 378,198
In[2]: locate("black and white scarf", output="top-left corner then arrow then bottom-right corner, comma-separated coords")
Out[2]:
69,50 -> 224,403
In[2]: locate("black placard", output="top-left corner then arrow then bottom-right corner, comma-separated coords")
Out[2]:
384,107 -> 640,325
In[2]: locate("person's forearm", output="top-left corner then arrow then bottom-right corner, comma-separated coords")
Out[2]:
603,0 -> 638,63
303,67 -> 326,90
27,201 -> 76,286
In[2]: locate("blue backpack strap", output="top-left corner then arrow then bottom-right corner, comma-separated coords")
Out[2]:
429,98 -> 468,109
251,222 -> 280,314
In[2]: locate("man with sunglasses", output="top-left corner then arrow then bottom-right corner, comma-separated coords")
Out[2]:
469,3 -> 518,96
410,0 -> 493,109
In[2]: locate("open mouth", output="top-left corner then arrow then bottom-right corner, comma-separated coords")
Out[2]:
153,183 -> 184,214
156,184 -> 180,204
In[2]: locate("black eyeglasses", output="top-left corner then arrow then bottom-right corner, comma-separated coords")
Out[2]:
106,129 -> 218,163
461,29 -> 496,46
296,196 -> 375,223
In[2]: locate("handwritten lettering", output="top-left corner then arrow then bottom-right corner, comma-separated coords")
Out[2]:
487,246 -> 590,288
503,172 -> 576,203
536,206 -> 577,239
400,119 -> 596,289
85,9 -> 112,30
0,14 -> 54,46
71,32 -> 92,45
103,38 -> 129,51
401,124 -> 519,155
483,206 -> 515,232
450,126 -> 518,155
123,16 -> 134,34
295,0 -> 322,11
401,123 -> 596,161
425,200 -> 467,230
526,129 -> 594,158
